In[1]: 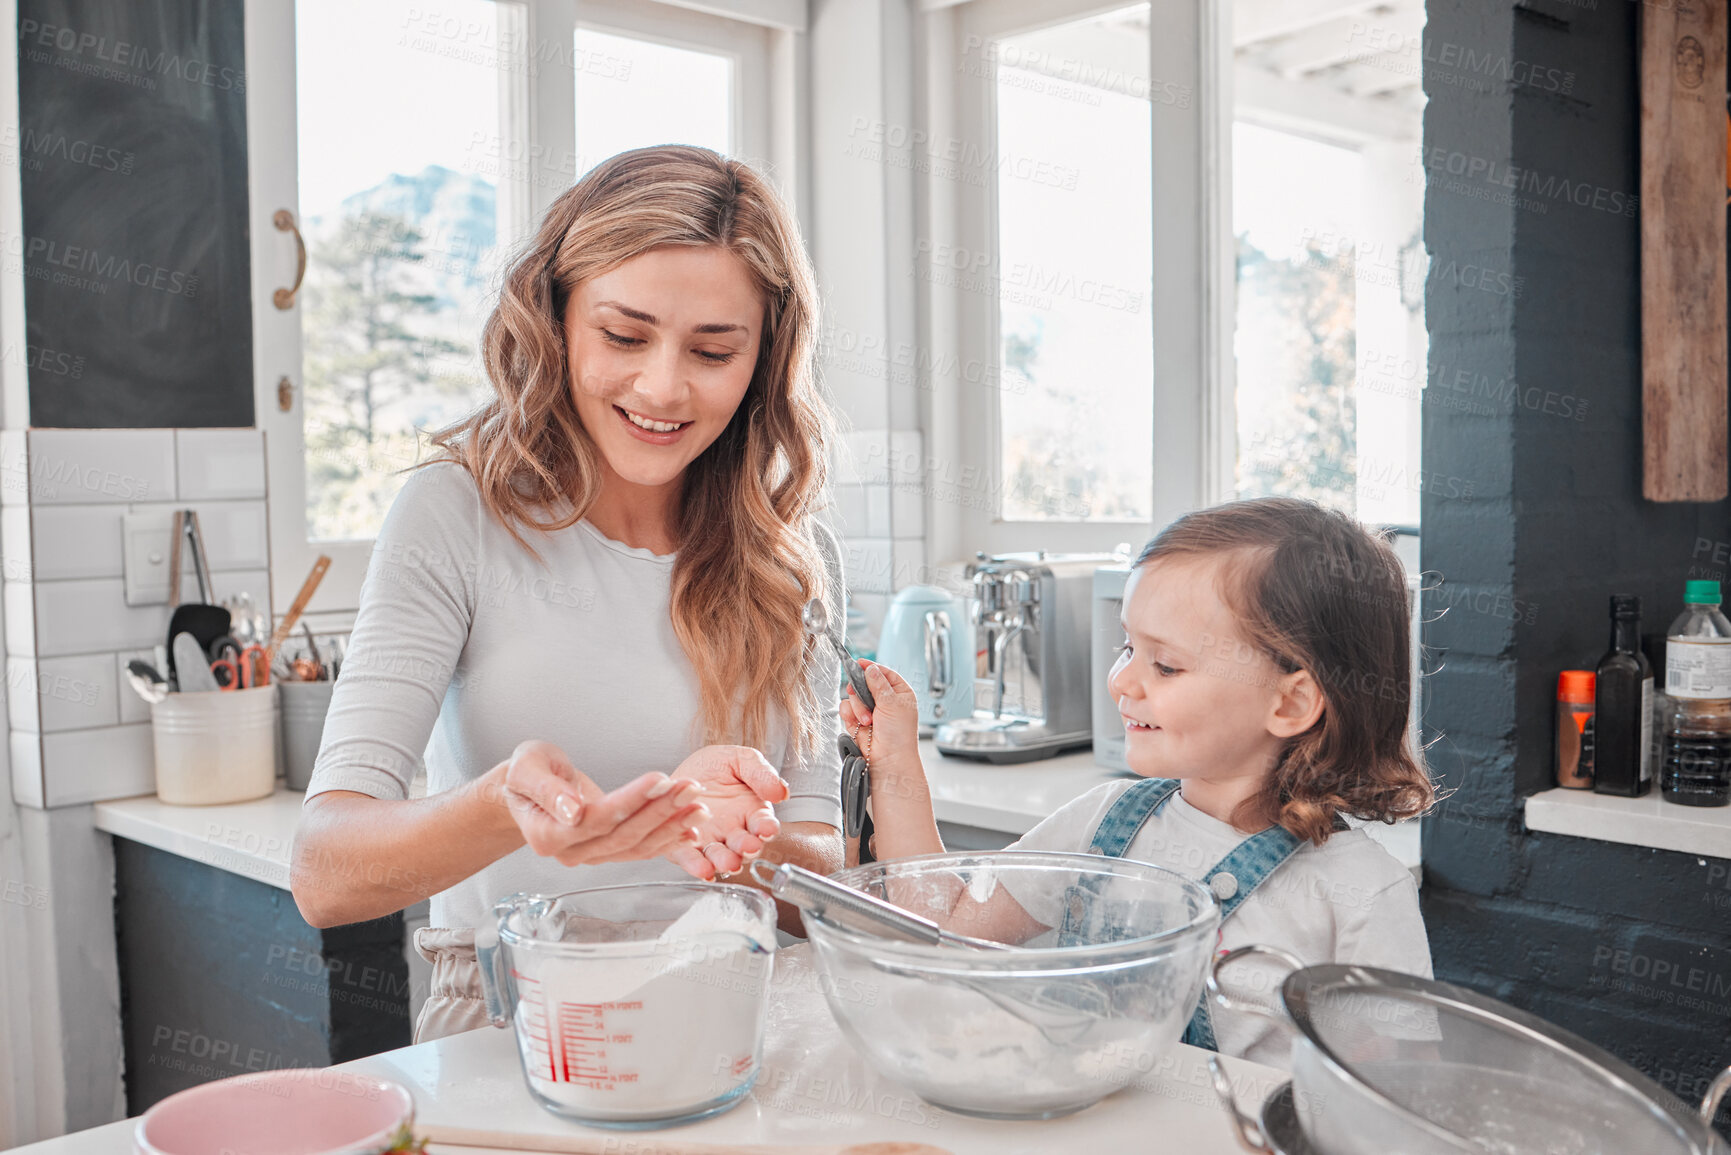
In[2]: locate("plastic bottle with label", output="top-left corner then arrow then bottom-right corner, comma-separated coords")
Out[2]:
1662,580 -> 1731,807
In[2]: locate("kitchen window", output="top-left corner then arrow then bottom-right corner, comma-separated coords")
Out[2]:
929,0 -> 1426,557
247,0 -> 790,616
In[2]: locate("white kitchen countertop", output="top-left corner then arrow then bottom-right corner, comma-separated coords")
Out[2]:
92,788 -> 300,890
1526,786 -> 1731,859
88,742 -> 1420,891
13,946 -> 1291,1155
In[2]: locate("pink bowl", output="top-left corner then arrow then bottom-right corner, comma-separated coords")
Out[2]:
135,1069 -> 414,1155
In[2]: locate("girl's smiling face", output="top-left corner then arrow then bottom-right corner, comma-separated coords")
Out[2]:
564,245 -> 763,491
1107,555 -> 1294,788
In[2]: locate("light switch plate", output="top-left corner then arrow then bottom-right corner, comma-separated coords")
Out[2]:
122,510 -> 177,605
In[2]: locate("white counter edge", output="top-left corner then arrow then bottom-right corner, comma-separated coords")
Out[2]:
1525,787 -> 1731,859
92,791 -> 299,891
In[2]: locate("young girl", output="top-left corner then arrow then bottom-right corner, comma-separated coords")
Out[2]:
842,497 -> 1435,1068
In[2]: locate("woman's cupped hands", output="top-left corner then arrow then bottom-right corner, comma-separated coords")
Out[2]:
498,740 -> 786,880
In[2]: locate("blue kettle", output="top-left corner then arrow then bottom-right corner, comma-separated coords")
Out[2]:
875,585 -> 975,732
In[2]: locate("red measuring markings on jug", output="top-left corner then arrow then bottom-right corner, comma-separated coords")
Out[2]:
514,968 -> 649,1089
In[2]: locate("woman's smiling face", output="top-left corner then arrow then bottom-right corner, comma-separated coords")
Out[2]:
564,245 -> 763,490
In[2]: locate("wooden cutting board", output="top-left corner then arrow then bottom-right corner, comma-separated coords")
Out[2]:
1642,0 -> 1729,502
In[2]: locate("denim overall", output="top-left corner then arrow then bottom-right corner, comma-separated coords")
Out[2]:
1083,777 -> 1304,1051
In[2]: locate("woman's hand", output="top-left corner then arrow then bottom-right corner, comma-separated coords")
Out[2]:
662,745 -> 789,880
498,739 -> 709,867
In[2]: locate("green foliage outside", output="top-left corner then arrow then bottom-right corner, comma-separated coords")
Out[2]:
1234,237 -> 1358,515
301,211 -> 483,540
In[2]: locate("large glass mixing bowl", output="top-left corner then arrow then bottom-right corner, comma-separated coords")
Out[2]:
801,851 -> 1220,1120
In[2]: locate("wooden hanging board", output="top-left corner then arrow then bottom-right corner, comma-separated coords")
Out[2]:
1642,0 -> 1728,502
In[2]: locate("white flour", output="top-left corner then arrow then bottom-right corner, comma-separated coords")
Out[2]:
507,892 -> 775,1121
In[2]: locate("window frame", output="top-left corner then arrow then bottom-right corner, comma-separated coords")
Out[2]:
922,0 -> 1234,560
246,0 -> 792,621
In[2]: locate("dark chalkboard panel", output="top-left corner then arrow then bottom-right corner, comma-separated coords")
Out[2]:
19,0 -> 253,427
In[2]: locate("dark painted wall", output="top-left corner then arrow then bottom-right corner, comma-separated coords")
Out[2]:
17,0 -> 253,427
114,840 -> 409,1112
1421,0 -> 1731,1121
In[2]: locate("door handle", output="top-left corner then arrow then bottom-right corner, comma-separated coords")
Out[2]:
272,209 -> 306,310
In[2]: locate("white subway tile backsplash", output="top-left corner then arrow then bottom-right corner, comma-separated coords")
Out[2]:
9,731 -> 42,807
864,484 -> 892,538
175,429 -> 265,501
835,429 -> 889,485
30,653 -> 119,733
4,580 -> 34,657
892,538 -> 927,591
28,429 -> 174,506
844,537 -> 893,595
891,481 -> 923,540
116,650 -> 154,725
42,724 -> 154,806
889,429 -> 922,474
831,485 -> 867,537
185,501 -> 268,574
31,503 -> 126,580
202,569 -> 271,616
33,578 -> 165,657
1,506 -> 29,581
0,430 -> 26,507
5,658 -> 35,734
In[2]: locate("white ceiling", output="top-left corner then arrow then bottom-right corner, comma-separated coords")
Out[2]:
1234,0 -> 1425,142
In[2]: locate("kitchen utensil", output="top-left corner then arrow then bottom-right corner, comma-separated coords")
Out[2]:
805,596 -> 873,711
221,592 -> 268,647
751,859 -> 1010,951
934,552 -> 1115,762
753,857 -> 1111,1046
209,637 -> 268,690
477,882 -> 778,1128
173,632 -> 221,693
876,585 -> 974,732
267,554 -> 332,659
1206,946 -> 1731,1155
150,683 -> 277,805
839,731 -> 869,839
164,511 -> 232,686
135,1069 -> 412,1155
418,1126 -> 950,1155
125,663 -> 169,704
1208,1080 -> 1318,1155
799,850 -> 1219,1120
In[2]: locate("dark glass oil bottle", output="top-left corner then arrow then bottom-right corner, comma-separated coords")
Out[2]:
1594,595 -> 1653,797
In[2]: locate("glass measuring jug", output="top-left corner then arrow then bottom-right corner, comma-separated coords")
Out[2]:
476,882 -> 778,1129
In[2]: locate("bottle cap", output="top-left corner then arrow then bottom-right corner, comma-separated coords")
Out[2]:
1685,579 -> 1722,606
1557,670 -> 1596,704
1611,594 -> 1641,620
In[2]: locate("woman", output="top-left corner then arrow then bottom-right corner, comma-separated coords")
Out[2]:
290,146 -> 846,1042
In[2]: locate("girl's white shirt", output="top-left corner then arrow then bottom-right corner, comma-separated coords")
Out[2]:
1010,779 -> 1431,1069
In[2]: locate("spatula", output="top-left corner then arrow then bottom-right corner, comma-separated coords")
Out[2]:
164,510 -> 231,687
419,1124 -> 949,1155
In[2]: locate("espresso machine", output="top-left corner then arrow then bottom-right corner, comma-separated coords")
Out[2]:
933,551 -> 1116,763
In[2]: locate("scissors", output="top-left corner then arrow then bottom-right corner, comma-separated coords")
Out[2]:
839,731 -> 870,840
209,638 -> 268,691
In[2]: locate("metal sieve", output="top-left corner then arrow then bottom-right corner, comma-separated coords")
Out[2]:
1208,946 -> 1731,1155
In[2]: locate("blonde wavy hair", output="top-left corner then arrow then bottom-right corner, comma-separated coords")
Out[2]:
431,146 -> 833,758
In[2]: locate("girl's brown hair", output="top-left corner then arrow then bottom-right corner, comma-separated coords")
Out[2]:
431,145 -> 832,757
1139,497 -> 1433,843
